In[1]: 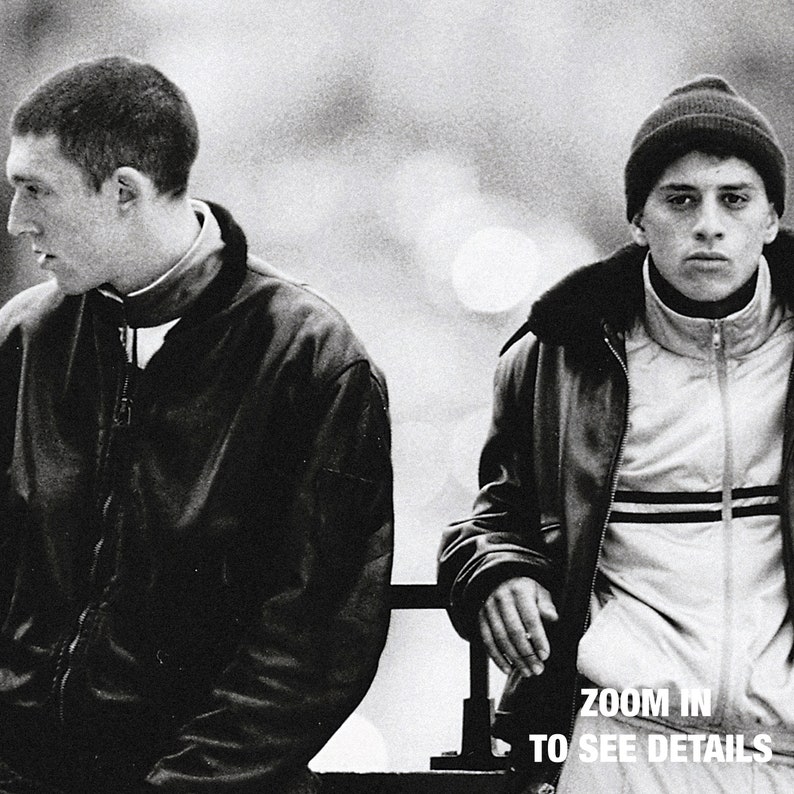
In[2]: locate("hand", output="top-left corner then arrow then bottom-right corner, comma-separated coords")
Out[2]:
478,576 -> 558,677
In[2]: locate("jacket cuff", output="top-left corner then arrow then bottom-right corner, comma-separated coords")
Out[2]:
447,551 -> 556,639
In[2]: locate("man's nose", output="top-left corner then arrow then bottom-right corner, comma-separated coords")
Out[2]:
7,195 -> 40,237
692,197 -> 725,241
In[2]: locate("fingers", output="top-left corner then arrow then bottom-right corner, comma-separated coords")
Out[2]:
478,577 -> 554,678
478,612 -> 514,676
513,588 -> 550,666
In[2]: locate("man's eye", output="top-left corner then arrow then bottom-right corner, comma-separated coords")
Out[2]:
723,193 -> 748,207
667,194 -> 693,206
23,183 -> 50,198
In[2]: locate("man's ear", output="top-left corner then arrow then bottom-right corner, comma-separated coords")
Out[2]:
763,203 -> 780,245
630,213 -> 648,247
109,167 -> 150,209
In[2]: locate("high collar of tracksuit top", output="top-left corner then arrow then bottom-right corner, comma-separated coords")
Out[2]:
641,253 -> 784,360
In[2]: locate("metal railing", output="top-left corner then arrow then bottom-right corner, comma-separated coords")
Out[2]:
389,583 -> 509,772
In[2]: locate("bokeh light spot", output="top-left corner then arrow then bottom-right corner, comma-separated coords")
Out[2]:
384,151 -> 479,244
452,226 -> 540,313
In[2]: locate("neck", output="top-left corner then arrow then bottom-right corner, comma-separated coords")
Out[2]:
114,198 -> 201,295
649,257 -> 758,319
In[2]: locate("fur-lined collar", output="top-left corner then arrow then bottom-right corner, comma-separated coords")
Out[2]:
513,227 -> 794,351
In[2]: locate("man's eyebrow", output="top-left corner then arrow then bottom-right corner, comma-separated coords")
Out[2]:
656,182 -> 697,192
7,173 -> 34,186
656,180 -> 760,192
719,182 -> 760,192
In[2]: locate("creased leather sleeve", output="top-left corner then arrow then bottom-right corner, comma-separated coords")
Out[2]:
438,336 -> 560,640
141,360 -> 394,793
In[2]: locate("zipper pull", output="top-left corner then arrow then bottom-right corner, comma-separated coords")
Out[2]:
115,393 -> 133,426
711,320 -> 722,350
114,322 -> 136,426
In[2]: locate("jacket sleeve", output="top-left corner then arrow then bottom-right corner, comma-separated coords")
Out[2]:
141,360 -> 394,793
438,335 -> 560,640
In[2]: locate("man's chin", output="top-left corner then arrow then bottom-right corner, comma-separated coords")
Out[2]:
679,278 -> 741,305
49,275 -> 87,296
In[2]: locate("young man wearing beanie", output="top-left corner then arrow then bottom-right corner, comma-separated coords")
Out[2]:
439,76 -> 794,792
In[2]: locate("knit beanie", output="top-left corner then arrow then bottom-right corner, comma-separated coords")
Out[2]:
624,75 -> 786,221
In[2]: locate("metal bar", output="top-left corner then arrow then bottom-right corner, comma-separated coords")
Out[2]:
389,583 -> 443,610
388,582 -> 508,771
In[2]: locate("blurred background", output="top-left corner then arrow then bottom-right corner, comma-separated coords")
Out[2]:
2,0 -> 794,772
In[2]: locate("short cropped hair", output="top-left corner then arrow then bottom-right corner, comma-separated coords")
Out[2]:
10,56 -> 199,197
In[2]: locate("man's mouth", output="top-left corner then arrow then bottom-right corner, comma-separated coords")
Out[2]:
686,252 -> 729,261
33,250 -> 54,267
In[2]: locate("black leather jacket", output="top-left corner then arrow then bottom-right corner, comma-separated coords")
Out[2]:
438,230 -> 794,775
0,203 -> 393,793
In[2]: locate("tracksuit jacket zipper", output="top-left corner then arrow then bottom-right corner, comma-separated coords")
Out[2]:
711,319 -> 734,724
56,321 -> 136,725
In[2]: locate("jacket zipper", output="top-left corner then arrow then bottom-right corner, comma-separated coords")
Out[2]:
711,319 -> 733,724
57,320 -> 135,725
558,330 -> 630,781
58,606 -> 93,724
115,321 -> 136,427
115,366 -> 134,426
782,352 -> 794,664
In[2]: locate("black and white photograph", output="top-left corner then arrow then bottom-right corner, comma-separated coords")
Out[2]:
1,2 -> 794,792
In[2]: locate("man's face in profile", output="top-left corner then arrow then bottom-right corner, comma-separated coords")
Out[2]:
631,151 -> 780,303
6,134 -> 127,295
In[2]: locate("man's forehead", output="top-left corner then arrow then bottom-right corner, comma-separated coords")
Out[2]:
6,133 -> 69,182
655,151 -> 766,188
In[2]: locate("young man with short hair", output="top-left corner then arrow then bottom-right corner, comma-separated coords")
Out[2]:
439,76 -> 794,792
0,56 -> 393,793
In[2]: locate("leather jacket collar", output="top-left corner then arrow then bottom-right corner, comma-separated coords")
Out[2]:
86,201 -> 248,329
